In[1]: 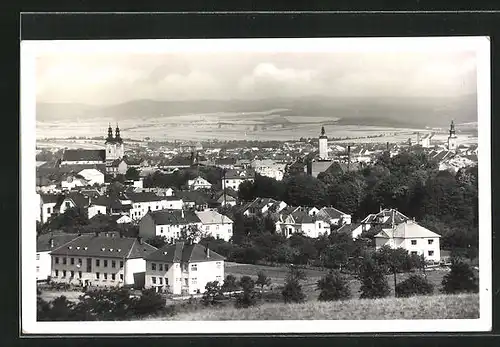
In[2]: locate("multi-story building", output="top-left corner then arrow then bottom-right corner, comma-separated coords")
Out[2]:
374,219 -> 441,263
36,232 -> 80,282
221,170 -> 254,191
195,210 -> 233,242
144,242 -> 225,295
138,209 -> 202,242
49,232 -> 157,288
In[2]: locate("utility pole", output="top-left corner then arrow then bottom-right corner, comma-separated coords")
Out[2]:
347,145 -> 351,172
223,169 -> 227,207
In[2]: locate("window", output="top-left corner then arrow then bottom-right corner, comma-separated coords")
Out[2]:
411,251 -> 418,255
152,263 -> 157,271
36,266 -> 40,272
104,260 -> 108,267
411,240 -> 417,245
159,264 -> 163,271
111,274 -> 116,280
216,276 -> 222,282
70,258 -> 75,265
65,202 -> 71,208
152,277 -> 156,284
78,258 -> 82,265
205,226 -> 210,231
318,223 -> 322,229
55,270 -> 59,277
120,274 -> 123,281
55,257 -> 59,264
160,227 -> 163,233
428,250 -> 434,256
36,253 -> 40,260
191,264 -> 197,271
78,271 -> 82,278
96,259 -> 100,267
120,261 -> 123,268
63,257 -> 67,265
96,272 -> 100,279
62,270 -> 67,277
216,225 -> 219,230
104,273 -> 108,280
428,239 -> 434,245
159,277 -> 163,285
47,207 -> 51,214
112,260 -> 116,268
70,271 -> 74,278
216,262 -> 222,269
191,278 -> 197,285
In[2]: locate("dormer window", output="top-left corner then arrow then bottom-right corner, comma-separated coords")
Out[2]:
68,246 -> 72,250
76,246 -> 80,250
101,248 -> 105,251
84,247 -> 88,250
109,248 -> 113,252
117,248 -> 121,252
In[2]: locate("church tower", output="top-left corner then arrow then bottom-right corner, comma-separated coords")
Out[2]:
319,126 -> 328,160
105,123 -> 116,161
114,124 -> 124,160
447,120 -> 457,151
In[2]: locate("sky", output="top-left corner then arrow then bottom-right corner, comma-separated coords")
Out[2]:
36,46 -> 477,105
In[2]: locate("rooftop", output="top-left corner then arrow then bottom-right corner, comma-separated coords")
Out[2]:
146,242 -> 225,263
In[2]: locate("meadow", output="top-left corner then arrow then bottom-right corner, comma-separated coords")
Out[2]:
157,293 -> 479,321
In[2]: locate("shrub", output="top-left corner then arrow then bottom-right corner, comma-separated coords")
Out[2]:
359,258 -> 390,299
221,274 -> 240,294
235,276 -> 257,308
255,271 -> 272,292
202,281 -> 224,306
395,275 -> 434,297
317,270 -> 351,301
441,258 -> 479,294
132,288 -> 166,316
282,265 -> 306,303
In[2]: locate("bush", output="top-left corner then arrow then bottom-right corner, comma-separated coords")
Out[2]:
359,258 -> 390,299
202,281 -> 224,306
317,270 -> 351,301
441,258 -> 479,294
395,275 -> 434,298
235,276 -> 257,308
133,288 -> 166,316
221,275 -> 240,294
282,265 -> 306,303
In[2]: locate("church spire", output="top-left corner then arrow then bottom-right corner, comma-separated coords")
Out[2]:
319,126 -> 327,139
449,120 -> 456,137
115,123 -> 123,143
105,123 -> 114,143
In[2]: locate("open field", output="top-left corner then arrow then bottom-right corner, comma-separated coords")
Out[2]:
225,262 -> 452,301
153,293 -> 479,320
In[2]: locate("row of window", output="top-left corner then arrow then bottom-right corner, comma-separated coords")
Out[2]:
54,270 -> 83,279
151,263 -> 170,271
410,239 -> 435,245
151,276 -> 169,285
411,250 -> 435,256
54,257 -> 123,268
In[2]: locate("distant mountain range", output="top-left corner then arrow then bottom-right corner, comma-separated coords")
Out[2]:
36,94 -> 478,128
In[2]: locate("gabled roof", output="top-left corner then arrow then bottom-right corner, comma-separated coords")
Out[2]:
289,209 -> 314,224
336,223 -> 361,235
215,157 -> 237,165
59,164 -> 107,174
165,156 -> 192,167
175,190 -> 211,205
318,207 -> 349,220
374,220 -> 441,239
145,242 -> 225,263
37,232 -> 80,252
125,192 -> 164,203
62,150 -> 106,162
50,233 -> 157,259
225,169 -> 254,179
61,192 -> 92,209
147,209 -> 201,226
195,210 -> 233,225
40,193 -> 64,204
361,208 -> 410,226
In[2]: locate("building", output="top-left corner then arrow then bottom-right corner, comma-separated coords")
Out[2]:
39,194 -> 64,224
106,158 -> 128,176
241,197 -> 287,217
215,189 -> 238,207
60,174 -> 89,191
195,210 -> 233,242
126,192 -> 183,221
278,207 -> 331,238
77,168 -> 105,186
49,232 -> 157,288
419,133 -> 434,148
316,207 -> 352,227
187,176 -> 212,190
144,242 -> 225,295
447,120 -> 458,151
105,124 -> 125,162
36,232 -> 80,282
138,209 -> 202,242
175,191 -> 212,211
318,126 -> 328,160
250,159 -> 287,181
350,208 -> 411,239
60,150 -> 106,166
374,219 -> 441,263
221,169 -> 254,191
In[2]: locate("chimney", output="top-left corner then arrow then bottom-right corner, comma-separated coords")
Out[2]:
181,209 -> 185,219
205,245 -> 210,258
94,231 -> 99,237
386,142 -> 389,151
49,238 -> 54,248
138,236 -> 143,244
306,159 -> 312,176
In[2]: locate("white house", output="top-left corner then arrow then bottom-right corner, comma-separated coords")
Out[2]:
222,169 -> 254,191
315,207 -> 352,227
144,242 -> 225,295
187,176 -> 212,190
39,194 -> 63,224
250,160 -> 287,181
138,209 -> 203,242
57,192 -> 93,215
195,210 -> 233,242
61,174 -> 89,191
242,197 -> 287,217
374,219 -> 441,263
126,192 -> 183,221
36,233 -> 80,282
49,232 -> 157,288
78,168 -> 105,186
277,207 -> 331,238
350,208 -> 411,239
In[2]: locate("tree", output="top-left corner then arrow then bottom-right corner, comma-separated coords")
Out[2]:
44,206 -> 89,234
235,276 -> 257,308
359,257 -> 390,299
255,271 -> 272,292
395,275 -> 434,298
283,174 -> 328,207
125,167 -> 140,181
282,265 -> 306,303
202,281 -> 224,306
316,270 -> 351,301
133,288 -> 166,316
179,225 -> 206,244
221,274 -> 240,294
441,258 -> 479,294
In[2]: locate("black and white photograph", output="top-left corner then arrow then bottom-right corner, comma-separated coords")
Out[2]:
21,36 -> 491,334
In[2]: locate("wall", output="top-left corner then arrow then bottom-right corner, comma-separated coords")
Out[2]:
319,138 -> 328,160
41,202 -> 57,224
125,258 -> 146,287
185,260 -> 224,295
78,169 -> 105,186
36,251 -> 52,281
144,260 -> 180,294
88,205 -> 107,219
402,237 -> 441,263
202,222 -> 233,242
138,215 -> 156,239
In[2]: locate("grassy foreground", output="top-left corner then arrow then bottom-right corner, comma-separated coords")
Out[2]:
154,293 -> 479,321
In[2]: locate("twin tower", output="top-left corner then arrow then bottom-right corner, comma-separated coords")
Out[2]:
105,124 -> 125,161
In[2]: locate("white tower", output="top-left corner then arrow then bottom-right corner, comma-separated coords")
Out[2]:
105,124 -> 117,161
319,126 -> 328,160
447,120 -> 457,151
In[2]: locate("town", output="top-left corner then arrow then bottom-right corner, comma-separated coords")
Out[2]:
35,121 -> 479,321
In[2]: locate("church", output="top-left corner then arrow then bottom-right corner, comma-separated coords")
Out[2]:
59,124 -> 126,175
